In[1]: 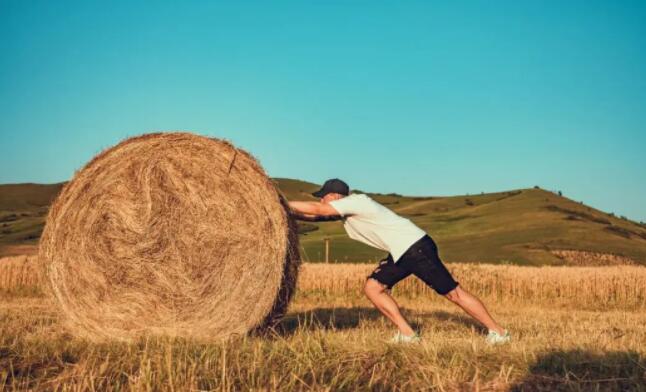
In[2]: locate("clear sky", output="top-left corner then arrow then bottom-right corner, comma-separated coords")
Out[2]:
1,1 -> 645,221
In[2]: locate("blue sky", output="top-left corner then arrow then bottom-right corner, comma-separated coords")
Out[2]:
1,1 -> 645,221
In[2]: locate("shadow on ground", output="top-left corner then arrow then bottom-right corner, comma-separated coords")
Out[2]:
272,307 -> 487,336
274,307 -> 381,335
425,309 -> 487,333
270,310 -> 646,390
512,350 -> 646,391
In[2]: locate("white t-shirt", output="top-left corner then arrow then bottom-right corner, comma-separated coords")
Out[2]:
328,193 -> 426,263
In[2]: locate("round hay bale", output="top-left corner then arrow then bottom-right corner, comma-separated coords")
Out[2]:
39,132 -> 300,341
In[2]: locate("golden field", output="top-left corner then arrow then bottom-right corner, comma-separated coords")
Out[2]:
1,256 -> 645,391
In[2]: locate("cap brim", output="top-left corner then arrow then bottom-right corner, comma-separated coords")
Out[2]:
311,190 -> 325,198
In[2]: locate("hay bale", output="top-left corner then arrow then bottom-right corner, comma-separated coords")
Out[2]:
39,132 -> 300,341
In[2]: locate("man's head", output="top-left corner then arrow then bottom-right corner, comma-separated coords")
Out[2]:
311,178 -> 349,203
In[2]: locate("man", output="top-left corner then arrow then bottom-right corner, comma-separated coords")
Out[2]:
288,178 -> 510,344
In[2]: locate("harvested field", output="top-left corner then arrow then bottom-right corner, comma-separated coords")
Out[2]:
0,257 -> 645,390
4,256 -> 646,309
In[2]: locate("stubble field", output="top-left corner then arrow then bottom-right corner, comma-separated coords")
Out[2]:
1,256 -> 645,391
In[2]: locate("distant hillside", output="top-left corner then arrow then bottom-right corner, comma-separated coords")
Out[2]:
0,183 -> 65,256
1,180 -> 645,265
0,183 -> 64,211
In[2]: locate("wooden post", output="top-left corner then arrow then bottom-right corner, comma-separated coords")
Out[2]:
324,237 -> 330,263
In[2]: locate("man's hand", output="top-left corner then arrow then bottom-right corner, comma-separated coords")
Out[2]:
288,201 -> 341,218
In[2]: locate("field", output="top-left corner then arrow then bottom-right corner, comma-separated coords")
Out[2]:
1,256 -> 645,391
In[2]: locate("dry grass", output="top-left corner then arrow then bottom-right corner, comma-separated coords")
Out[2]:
551,249 -> 638,266
0,255 -> 41,294
38,132 -> 300,341
0,245 -> 38,258
298,263 -> 646,310
1,257 -> 645,390
8,257 -> 646,310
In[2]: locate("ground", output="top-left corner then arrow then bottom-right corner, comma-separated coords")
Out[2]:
1,262 -> 645,391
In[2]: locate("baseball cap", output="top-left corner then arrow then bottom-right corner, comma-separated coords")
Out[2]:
311,178 -> 350,198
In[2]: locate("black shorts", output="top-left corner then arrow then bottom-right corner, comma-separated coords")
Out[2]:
367,234 -> 459,295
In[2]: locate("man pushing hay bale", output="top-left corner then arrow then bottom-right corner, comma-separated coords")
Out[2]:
39,132 -> 300,341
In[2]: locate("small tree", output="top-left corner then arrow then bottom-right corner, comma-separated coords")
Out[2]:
558,191 -> 562,196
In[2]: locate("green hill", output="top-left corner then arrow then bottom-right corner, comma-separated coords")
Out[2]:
1,180 -> 645,265
0,183 -> 65,255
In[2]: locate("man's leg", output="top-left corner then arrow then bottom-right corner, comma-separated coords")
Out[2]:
364,278 -> 416,337
445,286 -> 505,334
407,235 -> 506,335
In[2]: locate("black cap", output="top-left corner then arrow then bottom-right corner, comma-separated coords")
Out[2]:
311,178 -> 350,198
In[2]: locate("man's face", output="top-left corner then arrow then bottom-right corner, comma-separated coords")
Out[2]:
320,193 -> 344,204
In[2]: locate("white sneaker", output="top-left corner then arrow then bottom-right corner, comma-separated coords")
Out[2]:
486,329 -> 511,345
388,331 -> 421,344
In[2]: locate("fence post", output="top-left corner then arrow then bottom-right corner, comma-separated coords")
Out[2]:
324,237 -> 330,263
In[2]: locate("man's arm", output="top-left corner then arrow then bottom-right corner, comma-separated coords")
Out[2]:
288,201 -> 341,217
293,212 -> 319,221
291,212 -> 342,222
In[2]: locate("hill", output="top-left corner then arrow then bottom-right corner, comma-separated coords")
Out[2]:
0,183 -> 65,256
1,180 -> 645,265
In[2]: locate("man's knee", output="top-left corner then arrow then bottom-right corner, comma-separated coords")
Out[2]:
444,287 -> 462,303
364,278 -> 387,297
